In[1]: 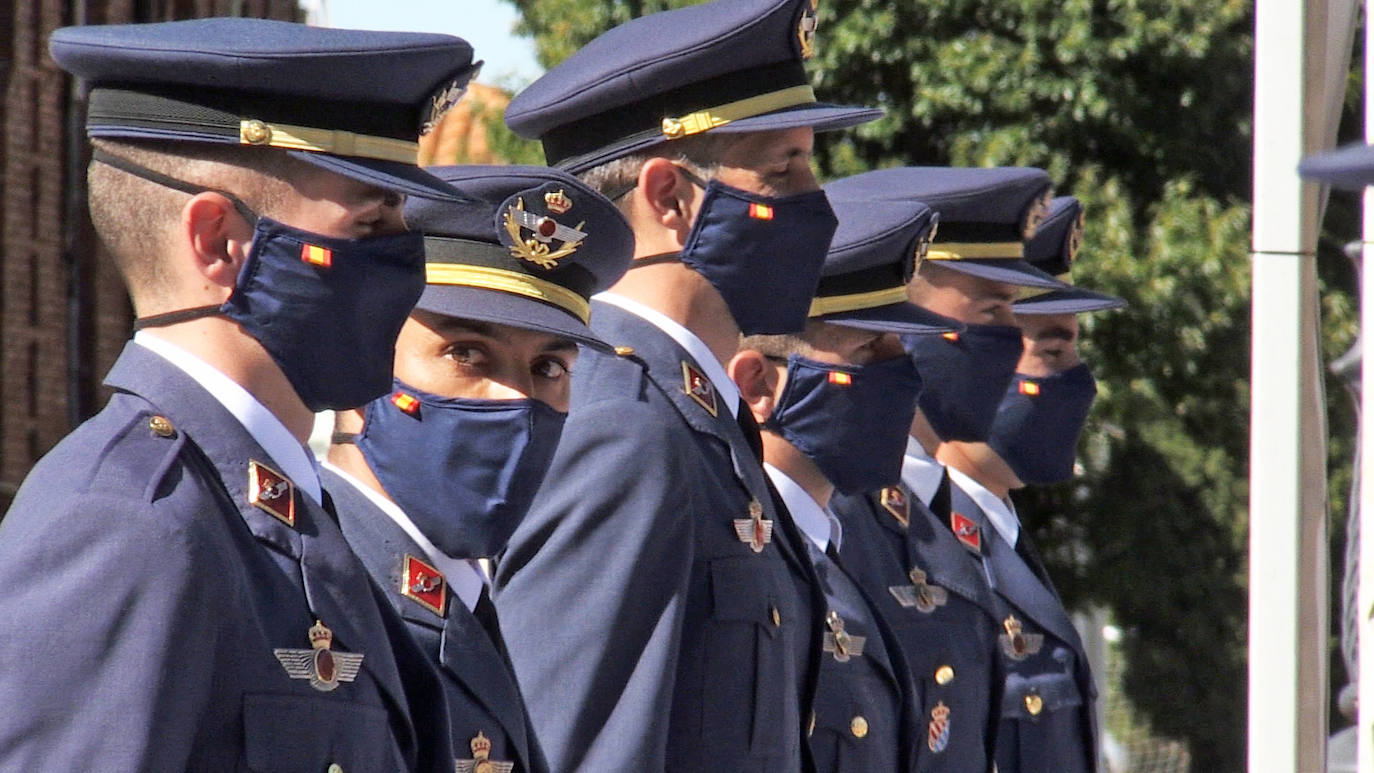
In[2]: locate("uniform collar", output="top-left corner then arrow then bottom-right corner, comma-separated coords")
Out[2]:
594,291 -> 740,418
946,466 -> 1019,546
133,331 -> 322,504
320,460 -> 486,613
900,436 -> 946,507
764,463 -> 840,552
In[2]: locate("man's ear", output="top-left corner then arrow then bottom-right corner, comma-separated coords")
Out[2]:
183,192 -> 254,291
638,157 -> 696,244
728,349 -> 782,426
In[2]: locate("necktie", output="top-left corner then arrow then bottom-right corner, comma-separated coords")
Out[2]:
736,398 -> 764,461
474,585 -> 508,656
1014,529 -> 1055,591
929,469 -> 953,522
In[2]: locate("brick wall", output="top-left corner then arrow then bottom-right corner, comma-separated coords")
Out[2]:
0,0 -> 300,512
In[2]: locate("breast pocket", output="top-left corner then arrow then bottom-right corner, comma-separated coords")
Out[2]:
701,556 -> 788,758
243,693 -> 395,773
999,670 -> 1090,773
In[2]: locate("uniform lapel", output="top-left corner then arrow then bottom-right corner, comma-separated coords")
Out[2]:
898,491 -> 999,615
439,604 -> 532,759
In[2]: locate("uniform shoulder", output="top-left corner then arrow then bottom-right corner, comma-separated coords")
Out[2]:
569,344 -> 650,409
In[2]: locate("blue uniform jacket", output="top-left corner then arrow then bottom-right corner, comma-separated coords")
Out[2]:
805,539 -> 920,773
325,467 -> 547,773
831,484 -> 1004,772
493,300 -> 826,771
0,342 -> 451,772
947,483 -> 1098,773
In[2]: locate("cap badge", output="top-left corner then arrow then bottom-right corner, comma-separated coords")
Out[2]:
950,511 -> 981,554
420,77 -> 469,136
248,460 -> 295,527
927,701 -> 951,753
455,731 -> 515,773
681,361 -> 718,417
273,620 -> 364,692
822,610 -> 866,662
879,486 -> 909,527
1000,615 -> 1044,660
1021,189 -> 1054,240
733,498 -> 774,553
401,554 -> 447,616
889,567 -> 948,613
798,0 -> 819,59
502,197 -> 588,270
1065,209 -> 1086,263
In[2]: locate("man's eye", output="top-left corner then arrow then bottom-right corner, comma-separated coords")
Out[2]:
447,345 -> 486,366
534,358 -> 570,380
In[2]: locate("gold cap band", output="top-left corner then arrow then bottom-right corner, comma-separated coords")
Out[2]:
240,119 -> 418,164
425,263 -> 590,323
809,286 -> 910,317
1017,272 -> 1073,300
661,85 -> 817,139
926,241 -> 1025,260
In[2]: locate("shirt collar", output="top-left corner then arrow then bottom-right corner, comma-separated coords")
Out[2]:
901,436 -> 946,507
764,464 -> 840,552
320,461 -> 486,613
594,291 -> 740,418
134,332 -> 323,504
946,466 -> 1019,546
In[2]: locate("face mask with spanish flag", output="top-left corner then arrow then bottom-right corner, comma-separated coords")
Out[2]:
763,353 -> 922,495
986,363 -> 1098,485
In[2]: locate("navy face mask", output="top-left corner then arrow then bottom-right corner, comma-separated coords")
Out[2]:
355,380 -> 567,559
987,363 -> 1098,485
109,149 -> 426,412
764,354 -> 923,495
905,324 -> 1025,442
678,172 -> 838,335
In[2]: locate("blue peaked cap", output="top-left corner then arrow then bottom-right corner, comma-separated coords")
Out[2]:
404,165 -> 634,351
505,0 -> 882,172
49,18 -> 481,200
811,192 -> 962,336
823,167 -> 1070,289
1014,197 -> 1126,315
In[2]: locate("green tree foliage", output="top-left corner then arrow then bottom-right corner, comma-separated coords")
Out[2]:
502,0 -> 1362,768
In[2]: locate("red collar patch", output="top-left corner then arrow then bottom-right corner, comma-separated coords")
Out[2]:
879,486 -> 909,528
950,511 -> 981,554
681,361 -> 718,417
400,554 -> 447,617
248,460 -> 295,527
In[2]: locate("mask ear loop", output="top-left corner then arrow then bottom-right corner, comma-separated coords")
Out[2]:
92,148 -> 264,330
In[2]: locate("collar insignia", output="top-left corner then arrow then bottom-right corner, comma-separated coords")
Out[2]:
999,615 -> 1044,660
821,609 -> 866,662
456,731 -> 515,772
889,567 -> 949,613
879,486 -> 909,527
927,701 -> 951,753
400,554 -> 447,617
273,620 -> 364,692
501,196 -> 587,269
732,498 -> 773,553
248,460 -> 295,527
681,361 -> 718,417
950,511 -> 981,554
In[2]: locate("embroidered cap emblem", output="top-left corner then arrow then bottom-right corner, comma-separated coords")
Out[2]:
797,0 -> 819,59
733,498 -> 773,553
501,197 -> 587,269
273,620 -> 364,692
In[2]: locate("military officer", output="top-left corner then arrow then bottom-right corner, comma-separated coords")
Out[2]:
731,196 -> 959,771
826,167 -> 1069,772
938,196 -> 1124,773
0,19 -> 479,770
490,0 -> 882,768
323,165 -> 633,773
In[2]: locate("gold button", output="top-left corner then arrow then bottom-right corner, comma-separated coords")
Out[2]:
1024,693 -> 1043,716
807,711 -> 816,737
242,119 -> 272,145
148,416 -> 175,437
613,346 -> 635,357
770,606 -> 781,627
850,716 -> 868,738
327,765 -> 343,773
935,665 -> 955,685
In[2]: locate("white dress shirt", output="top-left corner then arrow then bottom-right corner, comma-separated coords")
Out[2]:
764,463 -> 842,552
901,436 -> 947,507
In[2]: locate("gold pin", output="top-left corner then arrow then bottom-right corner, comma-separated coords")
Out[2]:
273,621 -> 364,692
935,665 -> 955,685
850,715 -> 868,738
613,346 -> 636,357
148,415 -> 175,438
240,119 -> 271,145
1024,693 -> 1044,716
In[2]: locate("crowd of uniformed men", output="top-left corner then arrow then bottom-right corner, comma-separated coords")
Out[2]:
0,0 -> 1134,770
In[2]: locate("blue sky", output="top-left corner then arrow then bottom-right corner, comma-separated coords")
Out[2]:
323,0 -> 544,89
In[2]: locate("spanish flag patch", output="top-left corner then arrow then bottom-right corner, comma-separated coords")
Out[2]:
828,371 -> 852,386
301,244 -> 333,267
749,202 -> 774,220
390,391 -> 420,416
1019,381 -> 1040,396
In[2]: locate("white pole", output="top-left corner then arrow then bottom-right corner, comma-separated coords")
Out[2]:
1250,0 -> 1333,768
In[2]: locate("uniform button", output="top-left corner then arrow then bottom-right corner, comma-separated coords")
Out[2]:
148,415 -> 175,437
1024,693 -> 1043,716
935,665 -> 955,685
326,764 -> 343,773
807,711 -> 816,737
850,716 -> 868,738
770,606 -> 781,627
613,346 -> 635,357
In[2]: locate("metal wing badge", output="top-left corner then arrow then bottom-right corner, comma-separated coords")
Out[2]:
273,621 -> 364,692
